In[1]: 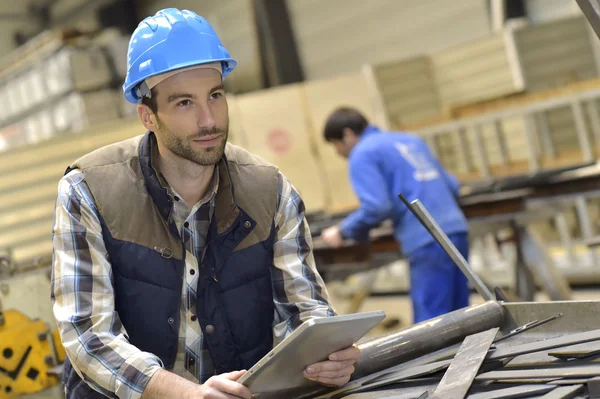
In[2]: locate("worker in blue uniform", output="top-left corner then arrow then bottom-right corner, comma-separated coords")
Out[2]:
320,107 -> 471,324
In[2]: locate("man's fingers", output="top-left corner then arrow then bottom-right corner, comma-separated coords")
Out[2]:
305,365 -> 355,380
305,360 -> 355,374
329,345 -> 361,361
223,370 -> 247,381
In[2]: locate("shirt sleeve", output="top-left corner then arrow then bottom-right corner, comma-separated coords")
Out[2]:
340,149 -> 394,241
271,172 -> 336,345
51,170 -> 163,399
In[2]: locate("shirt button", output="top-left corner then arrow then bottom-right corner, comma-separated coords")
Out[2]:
244,221 -> 251,228
167,317 -> 174,324
188,357 -> 195,366
184,222 -> 189,228
174,196 -> 180,201
191,315 -> 197,322
205,325 -> 215,335
190,269 -> 196,275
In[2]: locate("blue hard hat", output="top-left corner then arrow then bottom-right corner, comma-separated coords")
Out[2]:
123,8 -> 237,104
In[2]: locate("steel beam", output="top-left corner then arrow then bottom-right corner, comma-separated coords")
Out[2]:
487,328 -> 600,361
538,384 -> 583,399
467,384 -> 555,399
429,328 -> 499,399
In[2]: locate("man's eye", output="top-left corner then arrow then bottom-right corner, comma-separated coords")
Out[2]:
178,100 -> 192,107
211,92 -> 223,100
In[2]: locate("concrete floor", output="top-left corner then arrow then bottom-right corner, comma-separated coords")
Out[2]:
21,289 -> 600,398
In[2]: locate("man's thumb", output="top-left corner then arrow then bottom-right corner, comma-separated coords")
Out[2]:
224,370 -> 247,381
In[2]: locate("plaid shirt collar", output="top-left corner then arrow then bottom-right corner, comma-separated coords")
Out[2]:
141,131 -> 239,233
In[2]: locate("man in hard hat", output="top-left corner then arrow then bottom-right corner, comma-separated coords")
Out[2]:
51,9 -> 359,399
320,107 -> 470,324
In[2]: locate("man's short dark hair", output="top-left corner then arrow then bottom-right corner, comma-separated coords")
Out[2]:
323,107 -> 369,142
141,87 -> 158,113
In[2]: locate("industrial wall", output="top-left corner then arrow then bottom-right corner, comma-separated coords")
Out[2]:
286,0 -> 492,80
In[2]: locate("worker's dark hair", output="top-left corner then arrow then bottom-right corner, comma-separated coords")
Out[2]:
323,107 -> 369,142
141,87 -> 158,113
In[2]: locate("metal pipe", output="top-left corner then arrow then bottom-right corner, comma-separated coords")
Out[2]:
352,300 -> 506,378
399,196 -> 495,301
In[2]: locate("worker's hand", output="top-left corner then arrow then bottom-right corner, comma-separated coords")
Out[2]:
303,345 -> 361,387
321,226 -> 344,248
194,370 -> 253,399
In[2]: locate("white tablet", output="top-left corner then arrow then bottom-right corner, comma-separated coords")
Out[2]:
238,310 -> 386,397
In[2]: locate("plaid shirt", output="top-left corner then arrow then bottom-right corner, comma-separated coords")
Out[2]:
51,165 -> 335,399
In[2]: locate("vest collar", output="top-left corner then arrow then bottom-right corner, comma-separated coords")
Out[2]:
138,131 -> 240,235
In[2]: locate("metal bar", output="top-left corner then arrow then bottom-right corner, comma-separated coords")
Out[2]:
585,100 -> 600,153
398,196 -> 495,301
492,120 -> 510,166
571,100 -> 594,162
550,379 -> 591,385
457,128 -> 474,173
418,87 -> 600,138
338,360 -> 450,397
576,0 -> 600,40
575,196 -> 599,266
536,112 -> 556,160
486,328 -> 600,361
524,115 -> 541,172
471,125 -> 490,178
550,347 -> 600,360
589,376 -> 600,398
494,313 -> 563,344
555,212 -> 577,269
467,385 -> 555,399
520,227 -> 573,301
476,365 -> 600,381
538,384 -> 583,399
429,328 -> 499,399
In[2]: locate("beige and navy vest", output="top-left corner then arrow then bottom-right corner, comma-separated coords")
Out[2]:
62,131 -> 280,398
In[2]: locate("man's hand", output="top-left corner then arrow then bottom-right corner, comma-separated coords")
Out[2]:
143,369 -> 252,399
193,371 -> 253,399
303,345 -> 360,387
321,226 -> 344,248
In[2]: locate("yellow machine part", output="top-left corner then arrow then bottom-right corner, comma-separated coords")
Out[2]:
0,310 -> 66,399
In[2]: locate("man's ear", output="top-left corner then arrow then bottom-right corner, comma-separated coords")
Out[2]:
342,127 -> 356,140
137,104 -> 158,132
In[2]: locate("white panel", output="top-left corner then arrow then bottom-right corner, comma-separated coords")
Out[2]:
287,0 -> 491,80
525,0 -> 582,23
373,56 -> 441,127
432,33 -> 521,107
515,16 -> 597,91
140,0 -> 262,93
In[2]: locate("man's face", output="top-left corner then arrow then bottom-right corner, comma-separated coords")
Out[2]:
332,128 -> 360,159
148,68 -> 229,166
332,140 -> 352,159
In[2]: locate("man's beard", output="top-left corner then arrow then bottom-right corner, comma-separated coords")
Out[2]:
156,118 -> 228,166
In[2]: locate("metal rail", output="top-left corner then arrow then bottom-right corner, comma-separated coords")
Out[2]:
417,85 -> 600,179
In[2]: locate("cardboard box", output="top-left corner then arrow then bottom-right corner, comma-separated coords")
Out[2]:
236,84 -> 327,214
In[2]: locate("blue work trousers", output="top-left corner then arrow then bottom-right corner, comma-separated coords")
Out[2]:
407,232 -> 470,324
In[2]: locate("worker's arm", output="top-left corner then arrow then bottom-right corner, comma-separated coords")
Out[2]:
271,172 -> 336,343
271,172 -> 359,387
51,170 -> 181,399
339,149 -> 394,241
